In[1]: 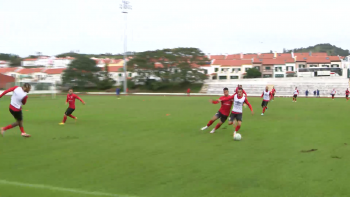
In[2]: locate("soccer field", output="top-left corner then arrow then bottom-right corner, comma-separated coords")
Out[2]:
0,95 -> 350,197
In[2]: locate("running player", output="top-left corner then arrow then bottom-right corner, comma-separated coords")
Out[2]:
293,87 -> 299,102
260,86 -> 272,116
202,88 -> 233,133
271,86 -> 276,101
59,88 -> 85,125
0,83 -> 31,137
346,88 -> 349,101
331,89 -> 336,100
216,88 -> 254,139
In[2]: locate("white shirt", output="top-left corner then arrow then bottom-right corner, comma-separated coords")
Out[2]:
11,87 -> 27,109
262,91 -> 271,101
294,90 -> 299,95
232,94 -> 246,114
331,90 -> 336,94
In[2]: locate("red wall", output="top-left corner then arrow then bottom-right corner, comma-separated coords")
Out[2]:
0,74 -> 15,89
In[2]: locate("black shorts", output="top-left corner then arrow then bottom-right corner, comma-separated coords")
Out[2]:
215,111 -> 228,123
293,94 -> 297,98
346,95 -> 349,98
65,108 -> 75,116
261,100 -> 269,107
10,108 -> 23,121
332,94 -> 335,97
272,93 -> 275,96
229,113 -> 242,122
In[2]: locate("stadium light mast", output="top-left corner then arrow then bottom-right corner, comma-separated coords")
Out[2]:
120,0 -> 132,94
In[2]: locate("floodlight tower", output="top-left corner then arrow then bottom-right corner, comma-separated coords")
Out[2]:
120,0 -> 132,93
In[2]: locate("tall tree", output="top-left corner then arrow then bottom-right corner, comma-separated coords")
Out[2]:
127,47 -> 209,86
62,56 -> 101,88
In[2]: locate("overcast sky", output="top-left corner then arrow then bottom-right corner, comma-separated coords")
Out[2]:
0,0 -> 349,57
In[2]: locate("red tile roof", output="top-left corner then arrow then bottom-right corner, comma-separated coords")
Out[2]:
23,58 -> 37,61
253,58 -> 263,63
44,68 -> 66,74
277,53 -> 292,58
306,57 -> 331,64
17,68 -> 45,74
296,56 -> 308,62
226,54 -> 241,59
0,67 -> 19,73
212,59 -> 252,66
258,53 -> 274,58
262,58 -> 294,65
103,66 -> 124,72
210,55 -> 225,60
328,56 -> 341,61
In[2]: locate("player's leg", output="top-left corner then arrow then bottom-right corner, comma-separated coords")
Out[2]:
67,109 -> 77,120
201,113 -> 219,130
60,108 -> 73,125
17,120 -> 30,137
210,115 -> 227,133
1,122 -> 19,136
233,119 -> 242,138
295,95 -> 297,102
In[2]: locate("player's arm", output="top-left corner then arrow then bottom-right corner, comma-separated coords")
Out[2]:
22,96 -> 28,105
244,98 -> 254,115
75,95 -> 85,105
243,90 -> 247,97
260,92 -> 263,98
218,94 -> 235,102
0,86 -> 18,98
65,96 -> 68,105
269,92 -> 272,100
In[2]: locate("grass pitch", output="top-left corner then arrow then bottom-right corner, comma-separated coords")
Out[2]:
0,95 -> 350,197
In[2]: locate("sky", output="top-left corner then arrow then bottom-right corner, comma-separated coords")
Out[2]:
0,0 -> 350,57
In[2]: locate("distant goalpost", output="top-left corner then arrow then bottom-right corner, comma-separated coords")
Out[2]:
9,78 -> 58,99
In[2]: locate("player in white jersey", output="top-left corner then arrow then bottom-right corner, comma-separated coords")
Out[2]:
0,83 -> 31,137
293,87 -> 299,102
331,89 -> 336,100
216,89 -> 254,139
260,86 -> 272,116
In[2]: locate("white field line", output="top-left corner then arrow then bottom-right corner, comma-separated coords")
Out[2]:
0,179 -> 139,197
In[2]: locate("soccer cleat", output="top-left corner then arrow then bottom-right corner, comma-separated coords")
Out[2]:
59,123 -> 65,125
1,128 -> 4,136
201,126 -> 208,131
210,129 -> 215,134
233,131 -> 237,139
21,133 -> 31,137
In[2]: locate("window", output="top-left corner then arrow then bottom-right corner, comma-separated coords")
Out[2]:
204,70 -> 208,74
322,65 -> 329,68
238,68 -> 241,71
286,66 -> 294,71
299,64 -> 306,68
230,76 -> 238,79
221,68 -> 224,72
231,68 -> 235,73
254,66 -> 260,71
245,68 -> 250,72
275,74 -> 284,78
214,68 -> 219,72
219,76 -> 227,80
263,74 -> 272,78
118,73 -> 122,77
212,76 -> 217,80
275,67 -> 282,72
128,73 -> 132,77
265,67 -> 271,70
331,64 -> 339,68
309,65 -> 317,67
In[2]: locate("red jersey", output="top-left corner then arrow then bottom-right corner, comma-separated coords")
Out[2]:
187,88 -> 191,93
271,88 -> 276,94
346,90 -> 350,95
214,96 -> 233,116
66,94 -> 84,109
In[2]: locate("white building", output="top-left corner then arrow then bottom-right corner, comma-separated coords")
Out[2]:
0,60 -> 10,68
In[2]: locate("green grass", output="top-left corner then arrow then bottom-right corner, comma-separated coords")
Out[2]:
0,95 -> 350,197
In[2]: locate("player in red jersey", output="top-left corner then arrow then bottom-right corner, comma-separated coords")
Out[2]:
260,86 -> 272,116
187,88 -> 191,96
292,87 -> 299,102
59,88 -> 85,125
346,88 -> 349,101
271,86 -> 276,101
235,85 -> 247,97
0,83 -> 31,137
201,88 -> 233,133
216,88 -> 254,139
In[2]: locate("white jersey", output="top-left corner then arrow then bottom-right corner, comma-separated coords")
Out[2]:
11,87 -> 27,110
231,94 -> 246,113
293,90 -> 299,95
331,90 -> 336,94
262,91 -> 271,101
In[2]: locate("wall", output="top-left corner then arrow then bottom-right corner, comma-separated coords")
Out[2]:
0,74 -> 15,89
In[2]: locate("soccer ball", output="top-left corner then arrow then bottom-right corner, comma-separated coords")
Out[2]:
234,133 -> 242,141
